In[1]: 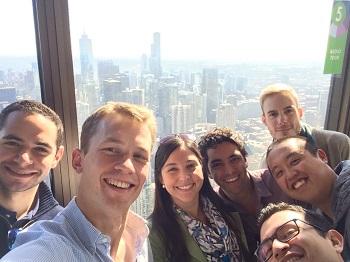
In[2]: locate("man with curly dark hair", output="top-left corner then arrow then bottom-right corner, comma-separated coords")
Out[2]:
198,127 -> 294,254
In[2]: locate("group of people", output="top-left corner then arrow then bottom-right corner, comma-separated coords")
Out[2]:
0,83 -> 349,262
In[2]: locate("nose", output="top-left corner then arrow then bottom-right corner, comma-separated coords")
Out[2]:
15,151 -> 33,166
272,239 -> 289,261
277,113 -> 287,124
115,157 -> 135,174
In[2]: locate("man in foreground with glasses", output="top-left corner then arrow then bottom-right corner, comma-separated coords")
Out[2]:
0,100 -> 64,258
256,202 -> 344,262
2,102 -> 157,262
266,136 -> 350,259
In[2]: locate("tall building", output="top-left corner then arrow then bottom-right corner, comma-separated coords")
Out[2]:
97,60 -> 119,88
79,33 -> 95,82
0,86 -> 16,110
216,103 -> 235,130
171,103 -> 193,133
202,68 -> 218,123
149,32 -> 162,78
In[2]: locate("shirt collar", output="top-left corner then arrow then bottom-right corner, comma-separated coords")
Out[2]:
63,198 -> 108,255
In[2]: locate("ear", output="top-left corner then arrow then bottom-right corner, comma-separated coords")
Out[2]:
317,149 -> 328,163
51,145 -> 64,169
298,107 -> 304,118
261,114 -> 267,126
72,148 -> 84,173
326,229 -> 344,254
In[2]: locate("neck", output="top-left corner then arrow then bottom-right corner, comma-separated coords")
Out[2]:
0,185 -> 39,219
175,195 -> 203,221
75,195 -> 129,258
223,176 -> 258,215
318,199 -> 334,220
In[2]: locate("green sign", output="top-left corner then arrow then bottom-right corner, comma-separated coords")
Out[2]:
324,1 -> 350,74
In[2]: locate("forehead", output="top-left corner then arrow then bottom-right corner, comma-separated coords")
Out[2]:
92,113 -> 152,150
207,141 -> 241,160
267,139 -> 304,162
165,146 -> 199,163
262,93 -> 298,111
261,210 -> 304,239
0,111 -> 58,142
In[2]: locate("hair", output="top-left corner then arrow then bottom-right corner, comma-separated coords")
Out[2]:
198,127 -> 247,173
150,135 -> 251,261
0,100 -> 64,149
258,202 -> 333,237
80,102 -> 157,153
266,136 -> 318,167
260,83 -> 300,113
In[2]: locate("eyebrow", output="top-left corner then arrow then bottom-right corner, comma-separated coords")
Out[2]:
2,134 -> 52,149
2,134 -> 23,142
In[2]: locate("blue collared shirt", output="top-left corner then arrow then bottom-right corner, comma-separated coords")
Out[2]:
1,198 -> 150,262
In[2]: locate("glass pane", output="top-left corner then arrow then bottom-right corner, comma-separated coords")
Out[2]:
68,0 -> 333,217
0,1 -> 42,109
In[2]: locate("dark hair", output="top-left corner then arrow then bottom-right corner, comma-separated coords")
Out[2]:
0,100 -> 64,149
258,202 -> 333,237
266,136 -> 318,170
198,127 -> 247,173
150,135 -> 250,261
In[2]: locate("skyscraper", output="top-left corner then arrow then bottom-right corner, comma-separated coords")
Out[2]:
202,68 -> 219,123
79,33 -> 94,82
149,32 -> 162,78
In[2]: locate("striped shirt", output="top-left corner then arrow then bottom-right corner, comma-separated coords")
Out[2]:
1,198 -> 150,262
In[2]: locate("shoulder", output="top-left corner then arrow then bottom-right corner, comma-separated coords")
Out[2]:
2,234 -> 73,262
312,128 -> 350,143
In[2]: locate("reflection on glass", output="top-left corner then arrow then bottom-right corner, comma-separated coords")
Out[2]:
68,0 -> 333,217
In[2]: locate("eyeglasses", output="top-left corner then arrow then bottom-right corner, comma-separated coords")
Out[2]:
255,218 -> 325,262
159,133 -> 196,144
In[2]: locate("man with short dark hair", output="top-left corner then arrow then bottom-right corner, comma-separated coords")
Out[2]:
198,127 -> 294,254
0,100 -> 64,257
266,136 -> 350,259
2,102 -> 157,262
257,202 -> 344,262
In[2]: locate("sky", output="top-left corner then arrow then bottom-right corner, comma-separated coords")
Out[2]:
0,0 -> 334,63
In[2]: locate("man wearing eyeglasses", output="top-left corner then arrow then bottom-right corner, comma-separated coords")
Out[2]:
256,202 -> 344,262
0,101 -> 64,258
266,136 -> 350,260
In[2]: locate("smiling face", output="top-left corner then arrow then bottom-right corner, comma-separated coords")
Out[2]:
261,93 -> 303,140
266,138 -> 335,207
0,111 -> 63,196
260,210 -> 343,262
160,146 -> 204,210
207,141 -> 250,197
74,113 -> 152,212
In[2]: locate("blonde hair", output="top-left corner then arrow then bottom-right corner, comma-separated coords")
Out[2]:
260,83 -> 300,113
80,102 -> 157,153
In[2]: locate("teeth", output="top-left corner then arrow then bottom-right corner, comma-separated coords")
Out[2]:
225,177 -> 239,183
292,179 -> 306,189
177,184 -> 193,190
106,179 -> 131,189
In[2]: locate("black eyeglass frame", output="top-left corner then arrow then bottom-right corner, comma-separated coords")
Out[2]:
255,218 -> 326,262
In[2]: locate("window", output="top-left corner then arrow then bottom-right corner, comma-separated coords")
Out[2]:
0,1 -> 42,108
68,0 -> 333,217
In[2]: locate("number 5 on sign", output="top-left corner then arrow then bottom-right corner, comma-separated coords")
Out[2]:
324,1 -> 350,74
